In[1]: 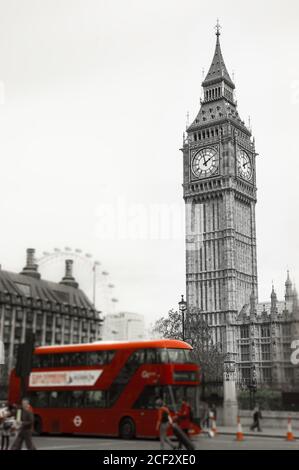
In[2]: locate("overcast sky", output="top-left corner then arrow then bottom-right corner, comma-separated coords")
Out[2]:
0,0 -> 298,325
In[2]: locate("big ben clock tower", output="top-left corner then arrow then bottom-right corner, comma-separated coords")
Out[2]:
182,23 -> 258,354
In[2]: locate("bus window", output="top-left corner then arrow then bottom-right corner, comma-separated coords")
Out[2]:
49,391 -> 70,408
53,354 -> 70,367
168,349 -> 185,363
70,352 -> 86,366
128,349 -> 145,365
107,350 -> 116,363
36,355 -> 53,368
49,391 -> 59,407
89,351 -> 107,366
171,386 -> 184,406
30,391 -> 49,408
32,355 -> 41,368
169,386 -> 197,411
145,349 -> 157,363
85,390 -> 106,408
157,349 -> 169,363
133,385 -> 162,409
167,349 -> 193,364
71,390 -> 85,407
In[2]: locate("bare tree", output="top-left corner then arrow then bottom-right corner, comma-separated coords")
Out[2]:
152,306 -> 224,385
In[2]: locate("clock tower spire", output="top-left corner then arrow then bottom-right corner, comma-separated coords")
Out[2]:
182,24 -> 258,353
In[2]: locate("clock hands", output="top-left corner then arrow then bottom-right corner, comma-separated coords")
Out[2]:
203,154 -> 214,166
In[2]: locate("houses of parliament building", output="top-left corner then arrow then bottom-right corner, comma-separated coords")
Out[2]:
182,23 -> 299,391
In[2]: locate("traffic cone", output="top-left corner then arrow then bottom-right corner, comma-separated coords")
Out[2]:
211,413 -> 217,435
286,416 -> 295,441
236,416 -> 244,441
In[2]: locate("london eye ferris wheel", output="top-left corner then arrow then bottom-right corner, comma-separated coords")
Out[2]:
36,247 -> 119,315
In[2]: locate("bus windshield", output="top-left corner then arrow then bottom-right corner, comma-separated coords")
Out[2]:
158,348 -> 193,364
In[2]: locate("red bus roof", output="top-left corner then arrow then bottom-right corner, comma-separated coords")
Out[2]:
34,339 -> 192,355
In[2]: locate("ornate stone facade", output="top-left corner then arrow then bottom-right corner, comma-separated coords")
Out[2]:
182,27 -> 299,390
235,274 -> 299,391
182,27 -> 258,356
0,249 -> 102,374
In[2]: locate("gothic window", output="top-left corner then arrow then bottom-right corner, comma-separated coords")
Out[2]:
261,344 -> 271,361
262,367 -> 272,382
194,133 -> 197,141
240,344 -> 250,362
285,368 -> 294,383
240,326 -> 249,338
241,367 -> 250,381
282,324 -> 291,337
283,344 -> 291,360
261,325 -> 270,337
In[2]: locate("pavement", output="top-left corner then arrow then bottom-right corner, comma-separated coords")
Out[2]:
24,432 -> 299,451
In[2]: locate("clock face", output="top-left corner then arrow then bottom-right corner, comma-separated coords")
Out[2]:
192,148 -> 218,178
237,149 -> 252,181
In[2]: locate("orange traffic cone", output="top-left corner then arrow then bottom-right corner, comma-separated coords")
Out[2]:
286,416 -> 295,441
211,413 -> 217,435
236,416 -> 244,441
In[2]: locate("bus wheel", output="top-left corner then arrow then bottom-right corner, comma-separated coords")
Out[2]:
119,417 -> 136,439
34,415 -> 43,435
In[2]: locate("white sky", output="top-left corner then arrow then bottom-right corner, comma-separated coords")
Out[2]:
0,0 -> 298,326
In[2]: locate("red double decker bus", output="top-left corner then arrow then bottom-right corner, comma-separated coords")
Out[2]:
8,339 -> 200,438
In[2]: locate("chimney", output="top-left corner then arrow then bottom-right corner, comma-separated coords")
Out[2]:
60,259 -> 78,288
20,248 -> 41,279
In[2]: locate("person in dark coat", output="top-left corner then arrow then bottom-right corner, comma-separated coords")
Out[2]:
10,398 -> 36,450
250,405 -> 262,432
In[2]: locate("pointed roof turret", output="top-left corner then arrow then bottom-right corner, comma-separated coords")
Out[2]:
271,284 -> 278,315
202,20 -> 235,89
285,270 -> 293,302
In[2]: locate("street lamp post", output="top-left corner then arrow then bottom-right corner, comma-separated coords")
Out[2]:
178,295 -> 187,341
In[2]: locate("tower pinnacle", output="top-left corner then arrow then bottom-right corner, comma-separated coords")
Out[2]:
215,19 -> 221,38
202,23 -> 235,90
285,270 -> 293,302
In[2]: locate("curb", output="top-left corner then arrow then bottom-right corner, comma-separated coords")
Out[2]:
217,430 -> 298,440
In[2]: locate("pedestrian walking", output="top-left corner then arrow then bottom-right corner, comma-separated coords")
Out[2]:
198,399 -> 208,431
176,399 -> 192,449
250,405 -> 262,432
211,403 -> 217,421
10,398 -> 37,450
155,398 -> 176,450
1,406 -> 16,451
